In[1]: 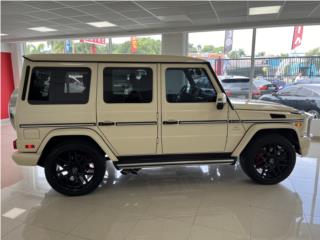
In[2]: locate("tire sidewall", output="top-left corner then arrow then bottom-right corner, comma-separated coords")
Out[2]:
244,135 -> 296,184
44,142 -> 106,196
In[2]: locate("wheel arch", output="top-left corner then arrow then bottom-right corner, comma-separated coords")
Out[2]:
232,124 -> 300,157
37,128 -> 118,167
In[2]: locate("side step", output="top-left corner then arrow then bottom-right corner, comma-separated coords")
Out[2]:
114,153 -> 237,170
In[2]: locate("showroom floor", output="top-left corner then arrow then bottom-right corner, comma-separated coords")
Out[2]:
1,124 -> 319,240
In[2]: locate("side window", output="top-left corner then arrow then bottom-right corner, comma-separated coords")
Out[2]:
28,67 -> 91,104
165,68 -> 216,103
295,87 -> 313,97
103,68 -> 152,103
278,86 -> 297,96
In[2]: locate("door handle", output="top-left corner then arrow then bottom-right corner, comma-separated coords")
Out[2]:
163,120 -> 179,125
98,121 -> 115,126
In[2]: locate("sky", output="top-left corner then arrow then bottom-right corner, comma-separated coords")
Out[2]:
189,25 -> 320,56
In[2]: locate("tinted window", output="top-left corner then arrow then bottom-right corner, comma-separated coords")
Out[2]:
28,67 -> 91,104
166,68 -> 216,103
104,68 -> 152,103
221,78 -> 249,89
295,87 -> 313,97
278,86 -> 297,96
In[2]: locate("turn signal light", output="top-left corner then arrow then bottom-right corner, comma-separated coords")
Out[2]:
25,144 -> 35,149
294,122 -> 303,128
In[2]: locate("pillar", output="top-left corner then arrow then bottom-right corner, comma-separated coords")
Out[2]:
161,32 -> 188,56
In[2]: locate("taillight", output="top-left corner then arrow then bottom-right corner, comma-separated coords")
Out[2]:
13,139 -> 17,150
225,90 -> 232,97
25,144 -> 35,149
259,85 -> 268,90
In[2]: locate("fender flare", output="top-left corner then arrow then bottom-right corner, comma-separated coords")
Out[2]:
231,123 -> 300,157
37,128 -> 118,161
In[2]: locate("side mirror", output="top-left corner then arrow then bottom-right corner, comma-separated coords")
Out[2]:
216,93 -> 227,110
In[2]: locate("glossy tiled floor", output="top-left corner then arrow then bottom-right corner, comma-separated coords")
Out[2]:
1,124 -> 320,240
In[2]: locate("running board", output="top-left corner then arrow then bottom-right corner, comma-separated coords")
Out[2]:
115,158 -> 236,169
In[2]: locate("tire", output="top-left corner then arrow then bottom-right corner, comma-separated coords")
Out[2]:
44,141 -> 106,196
240,134 -> 296,185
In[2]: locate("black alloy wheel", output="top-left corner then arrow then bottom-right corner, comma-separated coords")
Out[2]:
44,141 -> 106,196
240,134 -> 296,184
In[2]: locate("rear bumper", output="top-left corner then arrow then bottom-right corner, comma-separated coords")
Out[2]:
299,135 -> 311,156
12,151 -> 39,166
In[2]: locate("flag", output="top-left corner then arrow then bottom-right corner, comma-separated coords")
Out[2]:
131,36 -> 137,53
80,38 -> 106,46
291,26 -> 303,50
224,30 -> 233,54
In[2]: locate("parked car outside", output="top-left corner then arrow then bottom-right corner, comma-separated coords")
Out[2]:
219,76 -> 260,99
270,79 -> 286,90
260,84 -> 320,118
294,77 -> 320,85
254,79 -> 277,95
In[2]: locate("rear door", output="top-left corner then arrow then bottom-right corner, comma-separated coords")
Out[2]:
161,64 -> 228,154
97,63 -> 158,156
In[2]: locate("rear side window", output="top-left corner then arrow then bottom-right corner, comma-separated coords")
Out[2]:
28,67 -> 91,104
103,67 -> 152,103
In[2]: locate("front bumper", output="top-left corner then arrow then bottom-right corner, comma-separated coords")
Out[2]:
299,135 -> 311,156
12,151 -> 39,166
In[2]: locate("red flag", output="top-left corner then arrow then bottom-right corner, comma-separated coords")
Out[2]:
131,36 -> 137,53
80,38 -> 106,46
291,26 -> 303,50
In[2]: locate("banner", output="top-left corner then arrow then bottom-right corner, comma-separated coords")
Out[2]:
224,30 -> 233,54
80,38 -> 106,46
64,40 -> 72,53
131,36 -> 138,53
291,26 -> 303,50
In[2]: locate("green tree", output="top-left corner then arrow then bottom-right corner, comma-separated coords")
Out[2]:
280,53 -> 289,57
306,47 -> 320,56
227,49 -> 246,59
201,45 -> 223,54
25,43 -> 45,54
188,43 -> 197,53
48,40 -> 65,53
112,37 -> 161,54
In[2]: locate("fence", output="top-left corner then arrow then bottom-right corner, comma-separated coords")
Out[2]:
207,56 -> 320,82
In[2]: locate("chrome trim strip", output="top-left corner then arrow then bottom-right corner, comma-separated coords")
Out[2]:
20,123 -> 96,128
179,120 -> 228,125
116,121 -> 157,126
116,159 -> 235,168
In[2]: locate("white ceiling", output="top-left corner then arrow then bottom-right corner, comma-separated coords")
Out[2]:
1,1 -> 320,42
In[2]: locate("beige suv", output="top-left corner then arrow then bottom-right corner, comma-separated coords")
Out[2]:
10,54 -> 313,196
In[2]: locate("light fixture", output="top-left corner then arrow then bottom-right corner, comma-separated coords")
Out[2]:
158,15 -> 191,22
28,27 -> 57,32
249,5 -> 281,15
87,21 -> 116,28
0,33 -> 8,36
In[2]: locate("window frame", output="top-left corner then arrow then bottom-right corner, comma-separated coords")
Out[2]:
103,67 -> 153,104
165,67 -> 217,104
27,66 -> 91,105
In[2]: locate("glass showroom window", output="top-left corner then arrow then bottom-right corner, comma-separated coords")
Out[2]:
255,25 -> 320,118
188,29 -> 252,99
111,34 -> 161,54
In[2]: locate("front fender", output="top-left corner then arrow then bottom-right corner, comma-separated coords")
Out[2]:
231,123 -> 301,157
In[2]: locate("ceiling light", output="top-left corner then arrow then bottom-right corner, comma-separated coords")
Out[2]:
0,33 -> 8,36
249,5 -> 281,15
28,27 -> 57,32
158,15 -> 191,22
87,21 -> 116,28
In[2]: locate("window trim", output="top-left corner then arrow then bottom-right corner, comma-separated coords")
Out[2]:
21,66 -> 30,101
27,66 -> 91,105
103,67 -> 153,104
165,67 -> 217,104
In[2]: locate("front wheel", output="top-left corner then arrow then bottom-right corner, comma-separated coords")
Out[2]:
44,141 -> 106,196
240,134 -> 296,184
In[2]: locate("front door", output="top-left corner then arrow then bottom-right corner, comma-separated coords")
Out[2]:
161,64 -> 228,154
97,63 -> 158,156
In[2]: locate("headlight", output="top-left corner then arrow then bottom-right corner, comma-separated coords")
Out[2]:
8,89 -> 19,129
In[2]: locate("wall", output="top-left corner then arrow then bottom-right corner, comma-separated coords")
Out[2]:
162,32 -> 188,56
1,48 -> 15,119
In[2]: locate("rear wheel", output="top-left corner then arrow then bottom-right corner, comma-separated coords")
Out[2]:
44,141 -> 106,196
240,134 -> 296,184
